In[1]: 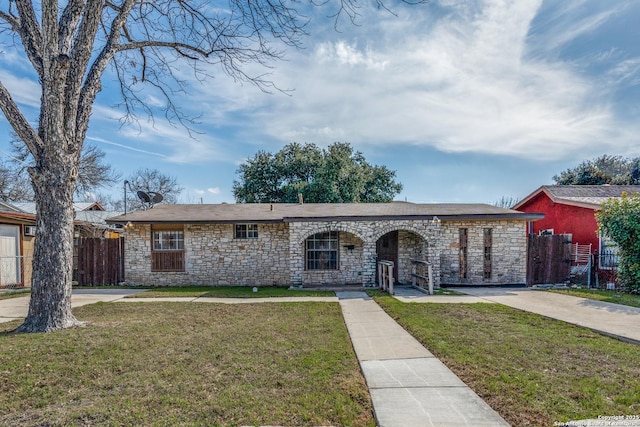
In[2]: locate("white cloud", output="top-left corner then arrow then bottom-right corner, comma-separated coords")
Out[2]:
315,41 -> 388,70
3,0 -> 637,176
89,104 -> 236,165
223,0 -> 637,160
607,57 -> 640,86
87,136 -> 167,158
0,69 -> 40,110
207,187 -> 221,195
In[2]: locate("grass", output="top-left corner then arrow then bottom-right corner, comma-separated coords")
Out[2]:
549,288 -> 640,308
366,287 -> 466,297
0,289 -> 30,300
128,285 -> 336,298
434,288 -> 466,295
0,302 -> 373,426
373,296 -> 640,426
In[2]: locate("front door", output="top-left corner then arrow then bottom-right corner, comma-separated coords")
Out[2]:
376,231 -> 399,283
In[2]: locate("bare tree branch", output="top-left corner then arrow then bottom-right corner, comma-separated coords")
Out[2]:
0,0 -> 428,332
11,0 -> 43,75
0,81 -> 43,155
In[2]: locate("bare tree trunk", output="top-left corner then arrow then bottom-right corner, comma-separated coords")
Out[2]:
15,157 -> 82,332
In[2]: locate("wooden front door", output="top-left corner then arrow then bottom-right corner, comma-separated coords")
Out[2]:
376,231 -> 399,283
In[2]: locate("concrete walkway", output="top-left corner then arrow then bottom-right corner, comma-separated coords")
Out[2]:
0,288 -> 147,323
337,291 -> 509,427
394,286 -> 640,345
0,291 -> 339,323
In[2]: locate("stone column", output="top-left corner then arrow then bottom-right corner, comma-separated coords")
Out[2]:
362,240 -> 378,286
288,223 -> 304,286
425,223 -> 442,287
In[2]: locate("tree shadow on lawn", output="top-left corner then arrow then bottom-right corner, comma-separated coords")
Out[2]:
0,301 -> 374,427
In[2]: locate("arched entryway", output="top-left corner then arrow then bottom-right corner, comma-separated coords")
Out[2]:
376,229 -> 428,285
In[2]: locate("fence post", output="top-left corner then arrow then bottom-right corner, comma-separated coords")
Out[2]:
427,264 -> 433,295
412,262 -> 417,288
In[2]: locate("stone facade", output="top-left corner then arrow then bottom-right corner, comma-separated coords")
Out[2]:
123,217 -> 527,287
438,220 -> 527,285
287,219 -> 440,286
125,223 -> 290,286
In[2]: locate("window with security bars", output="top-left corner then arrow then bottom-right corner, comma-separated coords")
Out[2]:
459,228 -> 468,279
235,224 -> 258,239
306,231 -> 339,270
152,230 -> 185,272
483,228 -> 492,279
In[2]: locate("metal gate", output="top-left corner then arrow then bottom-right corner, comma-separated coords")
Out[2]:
526,234 -> 572,285
75,237 -> 125,286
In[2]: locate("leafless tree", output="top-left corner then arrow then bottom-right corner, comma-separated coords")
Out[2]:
9,140 -> 120,200
493,196 -> 519,209
92,192 -> 123,211
0,0 -> 425,332
125,168 -> 183,211
0,160 -> 33,201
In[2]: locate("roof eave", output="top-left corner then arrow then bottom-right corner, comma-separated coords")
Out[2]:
551,199 -> 603,211
107,213 -> 545,224
513,185 -> 549,210
106,218 -> 285,225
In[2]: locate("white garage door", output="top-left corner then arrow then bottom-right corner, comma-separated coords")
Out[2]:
0,225 -> 21,286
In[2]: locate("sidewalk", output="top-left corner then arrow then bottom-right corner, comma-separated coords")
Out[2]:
0,289 -> 146,324
337,291 -> 509,427
0,291 -> 338,323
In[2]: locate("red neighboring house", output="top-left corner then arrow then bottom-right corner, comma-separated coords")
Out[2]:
514,185 -> 640,252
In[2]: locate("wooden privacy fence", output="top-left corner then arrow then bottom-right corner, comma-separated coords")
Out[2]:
75,237 -> 125,286
527,234 -> 572,285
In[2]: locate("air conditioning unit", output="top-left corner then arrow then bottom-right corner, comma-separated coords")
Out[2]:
24,225 -> 36,236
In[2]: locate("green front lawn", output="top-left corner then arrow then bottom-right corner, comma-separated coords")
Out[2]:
549,288 -> 640,308
129,285 -> 335,298
0,302 -> 373,426
373,296 -> 640,426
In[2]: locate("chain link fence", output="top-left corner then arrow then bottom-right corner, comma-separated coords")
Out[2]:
0,255 -> 33,289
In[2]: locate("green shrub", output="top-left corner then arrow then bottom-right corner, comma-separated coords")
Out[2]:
597,193 -> 640,293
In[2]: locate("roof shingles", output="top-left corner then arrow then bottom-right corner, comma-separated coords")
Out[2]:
515,185 -> 640,211
107,202 -> 542,224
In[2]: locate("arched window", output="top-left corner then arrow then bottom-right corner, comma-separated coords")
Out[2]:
306,231 -> 339,270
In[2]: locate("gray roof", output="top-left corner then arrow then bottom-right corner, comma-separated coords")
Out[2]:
12,201 -> 105,214
107,202 -> 543,224
75,210 -> 124,226
0,201 -> 24,213
515,185 -> 640,210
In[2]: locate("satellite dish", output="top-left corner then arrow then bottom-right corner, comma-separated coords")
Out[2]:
150,192 -> 164,204
137,191 -> 152,203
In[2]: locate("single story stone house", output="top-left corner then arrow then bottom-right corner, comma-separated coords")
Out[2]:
107,202 -> 542,288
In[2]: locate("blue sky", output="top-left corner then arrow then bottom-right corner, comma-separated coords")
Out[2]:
1,0 -> 640,206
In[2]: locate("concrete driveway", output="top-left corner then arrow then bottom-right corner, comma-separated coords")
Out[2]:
455,287 -> 640,345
